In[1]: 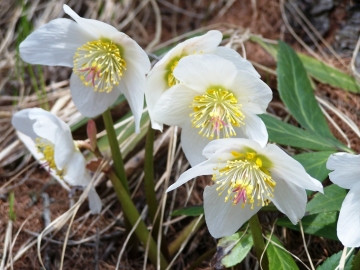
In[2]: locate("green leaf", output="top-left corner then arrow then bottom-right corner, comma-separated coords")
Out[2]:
300,54 -> 360,94
277,211 -> 338,241
213,232 -> 253,268
277,41 -> 334,139
266,234 -> 299,270
306,184 -> 347,215
317,250 -> 354,270
293,151 -> 335,182
251,36 -> 360,93
260,114 -> 337,151
352,251 -> 360,270
171,205 -> 204,217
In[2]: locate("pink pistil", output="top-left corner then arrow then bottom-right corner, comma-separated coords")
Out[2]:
78,66 -> 101,86
211,116 -> 227,138
233,186 -> 247,205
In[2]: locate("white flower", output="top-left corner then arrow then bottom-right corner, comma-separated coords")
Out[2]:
167,138 -> 323,238
146,30 -> 260,131
151,54 -> 272,166
19,4 -> 150,132
327,152 -> 360,247
12,108 -> 102,214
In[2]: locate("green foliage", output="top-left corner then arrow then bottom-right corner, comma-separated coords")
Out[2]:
8,192 -> 16,221
171,205 -> 204,216
266,234 -> 299,270
317,250 -> 354,270
306,185 -> 347,215
293,151 -> 334,183
215,231 -> 253,268
260,114 -> 337,151
251,36 -> 360,93
277,41 -> 334,139
277,212 -> 338,241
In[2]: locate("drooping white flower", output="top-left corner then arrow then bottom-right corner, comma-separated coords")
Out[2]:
151,54 -> 272,166
167,138 -> 323,238
146,30 -> 260,131
327,152 -> 360,247
12,108 -> 102,214
19,4 -> 150,132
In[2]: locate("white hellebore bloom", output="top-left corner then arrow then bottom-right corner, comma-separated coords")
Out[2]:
12,108 -> 102,214
152,54 -> 272,166
20,4 -> 150,132
146,30 -> 260,131
167,138 -> 323,238
327,152 -> 360,247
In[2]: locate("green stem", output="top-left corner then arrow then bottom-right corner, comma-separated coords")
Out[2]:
169,216 -> 205,257
108,170 -> 168,269
144,125 -> 158,224
102,109 -> 129,193
249,214 -> 269,270
144,125 -> 170,259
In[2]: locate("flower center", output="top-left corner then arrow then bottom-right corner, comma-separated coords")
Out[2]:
190,88 -> 245,139
165,57 -> 181,87
35,138 -> 63,176
73,39 -> 127,92
213,149 -> 275,209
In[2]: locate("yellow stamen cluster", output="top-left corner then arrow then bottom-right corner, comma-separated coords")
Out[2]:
73,39 -> 126,92
165,57 -> 180,87
191,88 -> 244,139
213,149 -> 275,209
35,138 -> 63,177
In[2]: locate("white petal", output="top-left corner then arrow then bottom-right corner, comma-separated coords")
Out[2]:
180,122 -> 211,166
182,30 -> 222,55
151,84 -> 195,127
54,132 -> 76,170
327,152 -> 360,189
70,73 -> 121,117
12,109 -> 38,139
173,54 -> 237,92
63,4 -> 118,39
29,109 -> 67,144
271,176 -> 306,224
166,160 -> 216,192
145,69 -> 168,131
214,47 -> 260,77
118,63 -> 146,133
231,72 -> 272,113
118,33 -> 151,74
204,185 -> 262,238
263,144 -> 323,193
155,30 -> 222,69
337,183 -> 360,247
236,112 -> 268,147
202,138 -> 262,158
88,185 -> 102,214
16,131 -> 43,161
20,18 -> 92,67
63,151 -> 88,186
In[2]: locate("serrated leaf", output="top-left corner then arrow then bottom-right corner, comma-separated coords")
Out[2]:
251,36 -> 360,93
317,250 -> 354,270
213,232 -> 253,267
306,184 -> 347,215
277,211 -> 338,241
277,41 -> 334,139
171,205 -> 204,216
260,114 -> 337,151
266,234 -> 299,270
293,151 -> 335,182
